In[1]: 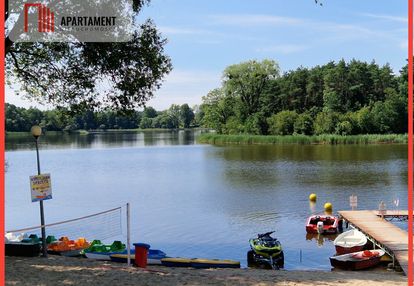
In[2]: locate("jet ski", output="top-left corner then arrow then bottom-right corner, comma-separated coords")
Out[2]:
247,231 -> 284,270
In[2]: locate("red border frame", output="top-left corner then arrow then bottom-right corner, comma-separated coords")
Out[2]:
0,2 -> 412,286
1,0 -> 5,283
409,0 -> 413,285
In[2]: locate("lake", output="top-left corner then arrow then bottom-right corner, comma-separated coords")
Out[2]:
5,130 -> 408,270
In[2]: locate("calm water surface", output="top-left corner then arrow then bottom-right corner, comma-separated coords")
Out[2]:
5,130 -> 408,270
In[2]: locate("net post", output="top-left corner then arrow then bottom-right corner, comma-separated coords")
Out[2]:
127,203 -> 131,267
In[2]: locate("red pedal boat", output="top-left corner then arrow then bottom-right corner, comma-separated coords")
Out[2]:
330,249 -> 385,270
305,215 -> 339,234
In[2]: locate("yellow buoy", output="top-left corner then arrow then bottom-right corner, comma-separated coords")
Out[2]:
309,193 -> 317,202
324,202 -> 333,212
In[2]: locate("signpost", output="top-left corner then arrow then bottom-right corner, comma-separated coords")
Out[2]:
378,201 -> 387,218
30,125 -> 48,257
393,198 -> 400,215
30,174 -> 52,202
349,195 -> 358,210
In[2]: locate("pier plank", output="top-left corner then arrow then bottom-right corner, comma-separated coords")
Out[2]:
338,210 -> 411,276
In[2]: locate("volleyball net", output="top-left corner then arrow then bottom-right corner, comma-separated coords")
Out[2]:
6,206 -> 125,242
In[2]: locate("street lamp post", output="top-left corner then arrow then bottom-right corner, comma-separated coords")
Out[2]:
31,125 -> 47,257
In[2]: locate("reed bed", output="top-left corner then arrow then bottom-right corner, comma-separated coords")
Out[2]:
197,134 -> 408,145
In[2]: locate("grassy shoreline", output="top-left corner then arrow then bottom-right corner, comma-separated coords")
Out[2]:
197,133 -> 408,145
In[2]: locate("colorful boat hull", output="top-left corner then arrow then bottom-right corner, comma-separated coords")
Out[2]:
85,251 -> 125,260
306,215 -> 339,234
47,237 -> 90,257
83,240 -> 126,260
5,242 -> 41,257
48,249 -> 84,257
330,249 -> 385,270
335,245 -> 365,255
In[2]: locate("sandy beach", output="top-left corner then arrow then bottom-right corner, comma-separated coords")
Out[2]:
6,256 -> 407,286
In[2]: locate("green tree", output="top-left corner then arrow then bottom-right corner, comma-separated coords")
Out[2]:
267,111 -> 298,135
335,121 -> 353,135
314,111 -> 340,134
200,88 -> 235,133
323,59 -> 349,112
143,106 -> 158,118
223,59 -> 280,116
179,104 -> 195,128
192,105 -> 204,127
354,106 -> 374,134
224,116 -> 244,134
6,1 -> 172,112
42,110 -> 68,131
244,113 -> 267,135
294,113 -> 314,135
166,104 -> 181,129
323,88 -> 342,112
140,117 -> 152,129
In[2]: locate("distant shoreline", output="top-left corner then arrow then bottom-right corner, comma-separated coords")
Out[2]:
5,128 -> 207,136
197,134 -> 408,145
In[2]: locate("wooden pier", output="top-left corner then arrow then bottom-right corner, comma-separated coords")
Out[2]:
373,210 -> 412,220
338,210 -> 412,275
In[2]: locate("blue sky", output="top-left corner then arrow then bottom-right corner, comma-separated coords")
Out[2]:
7,0 -> 409,110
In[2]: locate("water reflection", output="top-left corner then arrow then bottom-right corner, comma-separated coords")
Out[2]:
6,129 -> 207,151
305,233 -> 336,247
309,202 -> 316,214
216,144 -> 406,163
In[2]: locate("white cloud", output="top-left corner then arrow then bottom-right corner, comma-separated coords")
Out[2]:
256,44 -> 307,54
360,13 -> 407,23
158,26 -> 211,35
162,69 -> 220,85
147,69 -> 221,110
208,14 -> 302,26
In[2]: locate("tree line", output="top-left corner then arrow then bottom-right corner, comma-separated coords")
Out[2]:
198,59 -> 408,136
5,103 -> 197,132
6,58 -> 409,136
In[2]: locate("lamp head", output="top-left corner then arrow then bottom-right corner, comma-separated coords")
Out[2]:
31,125 -> 42,138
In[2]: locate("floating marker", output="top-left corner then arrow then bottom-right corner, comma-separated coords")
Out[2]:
324,202 -> 333,212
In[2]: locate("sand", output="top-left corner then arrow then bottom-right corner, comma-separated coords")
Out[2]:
6,256 -> 407,286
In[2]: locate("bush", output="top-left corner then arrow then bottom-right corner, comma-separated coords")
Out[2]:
294,113 -> 314,135
139,117 -> 152,129
267,111 -> 298,135
223,116 -> 244,134
335,120 -> 353,135
244,113 -> 268,135
314,111 -> 340,135
354,106 -> 374,133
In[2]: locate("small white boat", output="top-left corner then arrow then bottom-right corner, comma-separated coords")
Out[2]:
5,232 -> 26,243
84,251 -> 126,260
334,229 -> 367,255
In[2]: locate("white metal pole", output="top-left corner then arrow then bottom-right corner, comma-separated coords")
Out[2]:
127,203 -> 131,267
